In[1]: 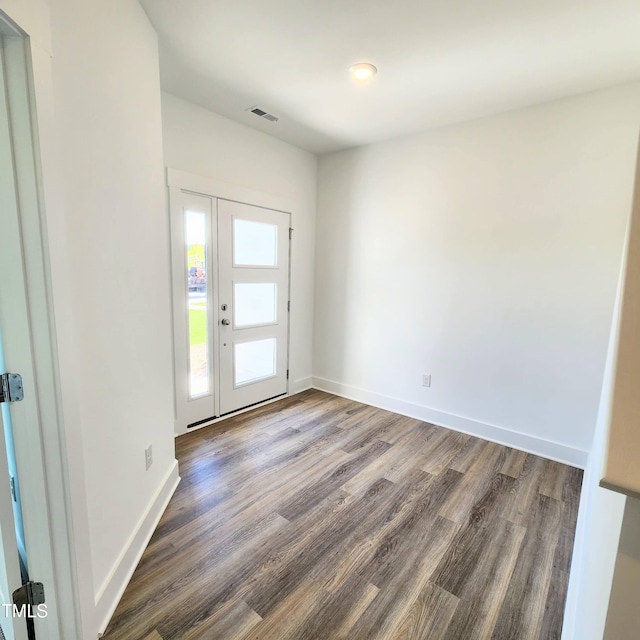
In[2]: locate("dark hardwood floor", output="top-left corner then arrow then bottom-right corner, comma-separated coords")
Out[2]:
103,390 -> 583,640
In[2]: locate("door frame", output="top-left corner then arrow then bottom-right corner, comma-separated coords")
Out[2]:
0,9 -> 83,640
167,168 -> 294,435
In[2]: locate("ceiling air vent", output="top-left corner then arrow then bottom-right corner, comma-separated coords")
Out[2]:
247,106 -> 279,123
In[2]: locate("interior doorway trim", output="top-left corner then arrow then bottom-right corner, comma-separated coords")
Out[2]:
167,168 -> 295,436
0,10 -> 82,639
167,168 -> 293,214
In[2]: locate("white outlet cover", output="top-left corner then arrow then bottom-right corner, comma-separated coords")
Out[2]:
422,374 -> 431,387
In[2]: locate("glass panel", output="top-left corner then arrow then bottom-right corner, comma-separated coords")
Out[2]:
234,338 -> 276,386
186,210 -> 209,397
234,282 -> 277,327
233,218 -> 278,267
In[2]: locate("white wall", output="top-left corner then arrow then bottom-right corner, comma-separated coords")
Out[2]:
46,0 -> 178,633
314,83 -> 640,465
161,91 -> 318,399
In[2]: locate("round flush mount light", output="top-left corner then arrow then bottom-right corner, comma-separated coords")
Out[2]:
349,62 -> 377,82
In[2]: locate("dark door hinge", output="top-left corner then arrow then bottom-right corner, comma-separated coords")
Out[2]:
286,369 -> 289,380
0,373 -> 23,403
287,301 -> 291,312
13,582 -> 45,607
289,228 -> 293,240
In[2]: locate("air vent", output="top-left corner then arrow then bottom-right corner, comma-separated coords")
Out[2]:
246,105 -> 279,123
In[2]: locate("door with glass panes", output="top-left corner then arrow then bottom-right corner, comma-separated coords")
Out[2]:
172,191 -> 291,429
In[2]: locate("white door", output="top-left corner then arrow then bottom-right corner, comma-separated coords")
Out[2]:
217,200 -> 290,415
0,34 -> 34,640
171,191 -> 291,428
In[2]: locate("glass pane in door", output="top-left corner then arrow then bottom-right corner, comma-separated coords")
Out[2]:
234,338 -> 276,386
234,282 -> 277,327
233,218 -> 278,267
185,210 -> 209,397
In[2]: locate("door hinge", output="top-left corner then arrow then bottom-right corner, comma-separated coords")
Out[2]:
0,373 -> 23,403
286,369 -> 289,380
12,582 -> 45,607
287,301 -> 291,312
289,228 -> 293,240
9,477 -> 16,502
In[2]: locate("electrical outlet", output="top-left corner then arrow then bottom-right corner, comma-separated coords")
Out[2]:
145,444 -> 153,471
422,374 -> 431,388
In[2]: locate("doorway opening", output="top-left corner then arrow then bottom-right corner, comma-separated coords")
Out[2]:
0,11 -> 80,640
170,182 -> 292,433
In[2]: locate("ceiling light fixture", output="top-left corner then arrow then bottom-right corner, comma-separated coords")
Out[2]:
349,62 -> 377,82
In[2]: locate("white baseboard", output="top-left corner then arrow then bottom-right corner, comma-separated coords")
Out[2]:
312,376 -> 588,469
291,376 -> 313,394
95,459 -> 180,636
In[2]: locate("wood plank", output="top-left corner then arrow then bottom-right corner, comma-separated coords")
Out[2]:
237,579 -> 325,640
332,582 -> 380,639
561,465 -> 583,528
448,437 -> 486,473
348,516 -> 461,639
539,460 -> 569,500
437,517 -> 526,640
420,429 -> 470,476
500,447 -> 528,479
554,524 -> 575,574
538,565 -> 570,640
389,581 -> 459,640
180,598 -> 261,640
431,474 -> 519,597
438,442 -> 507,524
490,494 -> 564,640
500,453 -> 548,526
341,439 -> 418,496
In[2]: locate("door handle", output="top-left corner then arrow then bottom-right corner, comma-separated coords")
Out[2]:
221,318 -> 230,326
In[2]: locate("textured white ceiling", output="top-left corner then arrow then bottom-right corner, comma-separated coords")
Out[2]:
140,0 -> 640,154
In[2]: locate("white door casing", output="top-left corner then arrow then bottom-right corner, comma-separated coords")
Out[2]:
0,33 -> 36,640
0,6 -> 90,638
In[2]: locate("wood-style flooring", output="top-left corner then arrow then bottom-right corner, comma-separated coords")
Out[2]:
103,390 -> 583,640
